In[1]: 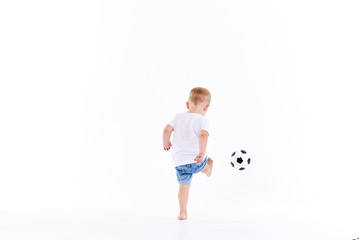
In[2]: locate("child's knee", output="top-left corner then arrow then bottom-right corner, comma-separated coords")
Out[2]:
200,163 -> 209,173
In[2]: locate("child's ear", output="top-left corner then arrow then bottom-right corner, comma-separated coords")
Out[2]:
186,102 -> 189,109
204,104 -> 210,111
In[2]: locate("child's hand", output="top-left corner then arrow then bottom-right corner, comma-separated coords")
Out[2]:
194,153 -> 205,165
163,141 -> 172,151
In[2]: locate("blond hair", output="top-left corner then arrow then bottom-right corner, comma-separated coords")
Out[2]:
189,87 -> 211,105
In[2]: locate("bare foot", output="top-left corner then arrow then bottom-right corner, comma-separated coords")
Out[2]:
206,158 -> 213,177
177,212 -> 187,220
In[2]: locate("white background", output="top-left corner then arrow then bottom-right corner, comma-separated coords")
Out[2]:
1,1 -> 358,239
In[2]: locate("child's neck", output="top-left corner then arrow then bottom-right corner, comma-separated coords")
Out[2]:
187,107 -> 206,116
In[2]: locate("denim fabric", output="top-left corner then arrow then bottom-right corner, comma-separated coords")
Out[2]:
175,156 -> 208,185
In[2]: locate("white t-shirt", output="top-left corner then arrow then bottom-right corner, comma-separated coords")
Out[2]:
168,112 -> 210,167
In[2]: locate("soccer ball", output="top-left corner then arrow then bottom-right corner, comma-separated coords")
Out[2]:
230,150 -> 251,171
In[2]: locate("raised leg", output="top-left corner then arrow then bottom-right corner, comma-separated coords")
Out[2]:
201,157 -> 213,177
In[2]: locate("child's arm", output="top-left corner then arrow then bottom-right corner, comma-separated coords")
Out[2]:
194,130 -> 209,164
163,124 -> 174,151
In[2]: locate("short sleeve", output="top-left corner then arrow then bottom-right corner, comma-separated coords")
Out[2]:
200,118 -> 210,135
168,114 -> 177,128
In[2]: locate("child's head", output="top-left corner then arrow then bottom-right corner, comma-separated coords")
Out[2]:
188,87 -> 211,106
186,87 -> 211,115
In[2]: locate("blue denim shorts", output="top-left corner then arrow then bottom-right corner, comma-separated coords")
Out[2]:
175,156 -> 208,185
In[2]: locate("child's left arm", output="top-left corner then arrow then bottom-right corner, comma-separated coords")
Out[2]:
194,129 -> 209,165
163,124 -> 174,151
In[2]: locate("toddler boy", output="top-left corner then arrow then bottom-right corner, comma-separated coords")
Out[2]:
162,87 -> 213,220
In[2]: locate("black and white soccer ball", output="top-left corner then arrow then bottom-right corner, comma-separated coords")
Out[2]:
230,150 -> 251,171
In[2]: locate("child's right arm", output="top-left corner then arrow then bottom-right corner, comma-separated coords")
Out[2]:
163,124 -> 174,151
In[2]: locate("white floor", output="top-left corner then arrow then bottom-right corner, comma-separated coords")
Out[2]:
0,208 -> 356,240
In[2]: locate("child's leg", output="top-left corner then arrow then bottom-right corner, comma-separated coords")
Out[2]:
178,182 -> 191,220
200,157 -> 213,177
